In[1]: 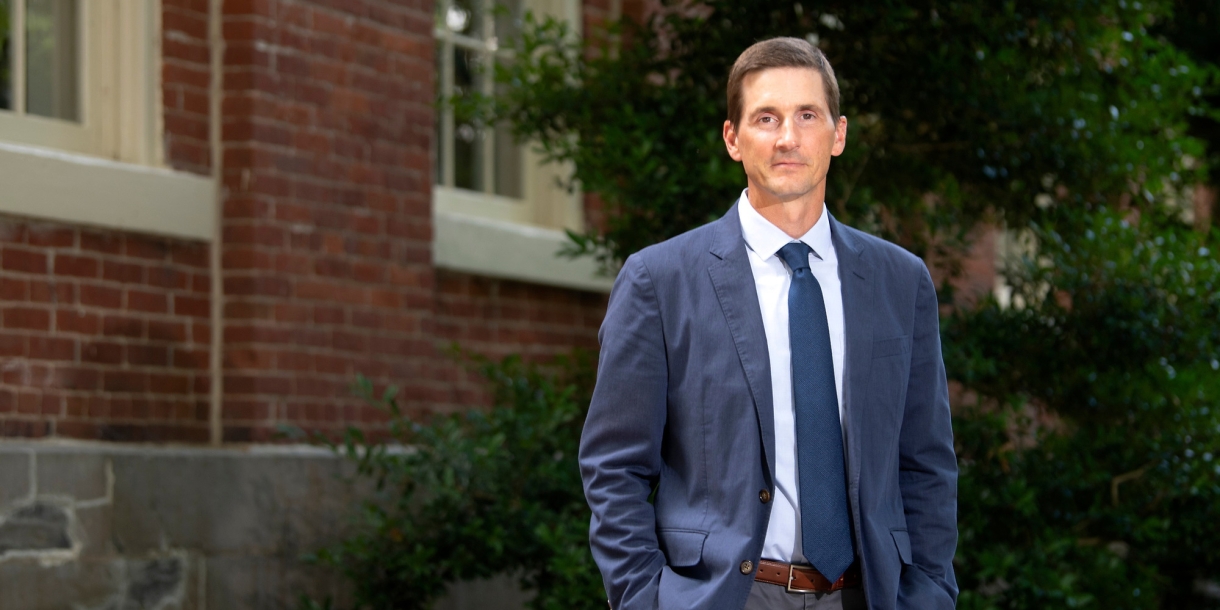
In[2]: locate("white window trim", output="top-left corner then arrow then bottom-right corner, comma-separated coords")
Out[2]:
0,141 -> 213,241
434,208 -> 611,292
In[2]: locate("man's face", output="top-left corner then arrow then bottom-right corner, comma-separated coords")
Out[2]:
723,67 -> 847,207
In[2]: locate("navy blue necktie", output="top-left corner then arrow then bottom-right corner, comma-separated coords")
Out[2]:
777,241 -> 854,582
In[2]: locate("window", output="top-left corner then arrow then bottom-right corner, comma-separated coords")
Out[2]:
434,0 -> 523,199
432,0 -> 585,232
431,0 -> 609,291
0,0 -> 161,165
2,0 -> 79,120
0,0 -> 214,241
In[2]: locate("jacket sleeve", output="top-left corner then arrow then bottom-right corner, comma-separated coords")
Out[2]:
896,265 -> 959,609
579,254 -> 669,610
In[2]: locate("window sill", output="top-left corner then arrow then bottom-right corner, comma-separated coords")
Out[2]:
433,210 -> 613,293
0,141 -> 214,241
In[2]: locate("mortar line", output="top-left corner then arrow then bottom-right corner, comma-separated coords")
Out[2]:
208,0 -> 227,446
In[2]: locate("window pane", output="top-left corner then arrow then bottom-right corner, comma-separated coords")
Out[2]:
453,46 -> 483,191
25,0 -> 78,122
1,0 -> 11,110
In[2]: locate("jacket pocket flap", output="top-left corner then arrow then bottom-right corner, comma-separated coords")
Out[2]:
658,529 -> 708,567
891,529 -> 913,565
872,336 -> 911,359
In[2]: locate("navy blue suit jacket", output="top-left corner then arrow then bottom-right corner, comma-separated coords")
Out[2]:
578,204 -> 958,609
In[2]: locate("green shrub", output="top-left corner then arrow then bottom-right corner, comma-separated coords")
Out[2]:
946,209 -> 1220,608
302,352 -> 604,610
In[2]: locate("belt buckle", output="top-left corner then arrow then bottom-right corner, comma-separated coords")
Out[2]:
786,564 -> 817,594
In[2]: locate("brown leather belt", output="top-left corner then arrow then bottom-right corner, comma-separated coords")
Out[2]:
754,559 -> 862,593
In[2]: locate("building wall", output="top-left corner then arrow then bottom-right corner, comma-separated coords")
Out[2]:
0,221 -> 213,442
0,0 -> 609,443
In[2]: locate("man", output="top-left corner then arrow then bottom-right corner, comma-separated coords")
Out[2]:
578,37 -> 958,610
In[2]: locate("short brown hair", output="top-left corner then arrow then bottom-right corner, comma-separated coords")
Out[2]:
726,37 -> 840,129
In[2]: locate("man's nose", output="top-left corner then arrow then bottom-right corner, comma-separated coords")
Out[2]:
776,119 -> 799,151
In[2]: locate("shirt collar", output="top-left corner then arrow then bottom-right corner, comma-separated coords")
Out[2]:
737,189 -> 836,263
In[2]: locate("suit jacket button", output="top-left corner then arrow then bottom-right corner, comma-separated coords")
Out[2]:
759,489 -> 771,503
740,560 -> 754,574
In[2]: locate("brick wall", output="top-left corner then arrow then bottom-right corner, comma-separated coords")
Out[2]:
0,0 -> 610,442
163,0 -> 213,176
215,0 -> 435,441
0,220 -> 212,441
431,271 -> 603,408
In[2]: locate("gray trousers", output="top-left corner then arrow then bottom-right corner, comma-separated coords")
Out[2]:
743,581 -> 867,610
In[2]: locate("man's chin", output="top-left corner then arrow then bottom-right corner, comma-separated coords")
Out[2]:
756,184 -> 815,203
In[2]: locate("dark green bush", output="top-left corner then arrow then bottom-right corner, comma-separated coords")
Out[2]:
302,352 -> 604,610
946,209 -> 1220,608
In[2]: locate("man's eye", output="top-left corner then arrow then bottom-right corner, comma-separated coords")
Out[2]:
802,112 -> 816,120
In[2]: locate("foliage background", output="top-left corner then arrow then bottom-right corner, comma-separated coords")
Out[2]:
306,1 -> 1220,608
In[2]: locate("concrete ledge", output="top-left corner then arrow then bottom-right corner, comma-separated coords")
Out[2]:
0,142 -> 215,242
434,210 -> 614,293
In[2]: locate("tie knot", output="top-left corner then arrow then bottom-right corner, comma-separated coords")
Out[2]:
778,242 -> 813,273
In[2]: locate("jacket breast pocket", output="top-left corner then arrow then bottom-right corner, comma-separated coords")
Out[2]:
658,529 -> 708,567
872,335 -> 911,360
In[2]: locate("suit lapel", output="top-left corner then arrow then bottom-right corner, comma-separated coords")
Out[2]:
707,204 -> 777,484
830,217 -> 874,509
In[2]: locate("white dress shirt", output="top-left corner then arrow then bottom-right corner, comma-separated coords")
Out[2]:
737,190 -> 847,565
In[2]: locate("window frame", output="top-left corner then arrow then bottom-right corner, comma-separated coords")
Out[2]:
1,0 -> 163,166
0,0 -> 213,241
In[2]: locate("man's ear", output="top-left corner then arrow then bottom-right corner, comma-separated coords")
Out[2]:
723,120 -> 743,161
831,116 -> 848,157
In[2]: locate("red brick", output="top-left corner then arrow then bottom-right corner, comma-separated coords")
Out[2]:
82,342 -> 123,365
104,371 -> 148,393
0,332 -> 25,356
4,307 -> 51,330
54,254 -> 99,278
28,337 -> 75,360
173,347 -> 210,369
60,367 -> 101,391
80,232 -> 123,254
26,227 -> 76,248
147,267 -> 189,290
103,316 -> 145,339
174,295 -> 211,318
16,392 -> 41,414
128,345 -> 170,367
225,373 -> 291,395
29,281 -> 74,304
0,390 -> 16,413
2,247 -> 48,273
128,290 -> 170,314
125,237 -> 172,261
81,284 -> 123,309
148,320 -> 189,343
150,373 -> 190,394
0,278 -> 27,300
173,243 -> 210,268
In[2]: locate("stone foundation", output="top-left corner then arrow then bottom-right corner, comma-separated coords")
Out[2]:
0,440 -> 529,609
